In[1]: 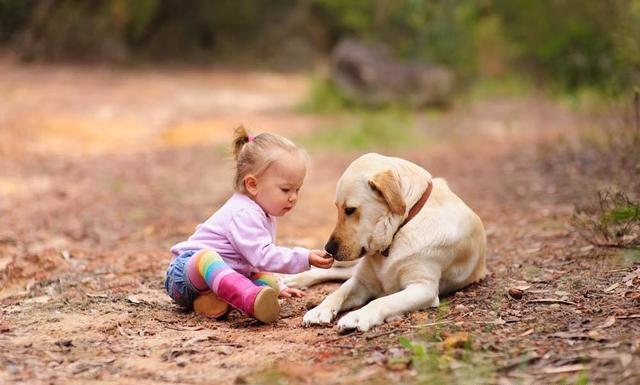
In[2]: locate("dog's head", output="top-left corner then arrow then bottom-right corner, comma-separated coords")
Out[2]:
325,153 -> 431,261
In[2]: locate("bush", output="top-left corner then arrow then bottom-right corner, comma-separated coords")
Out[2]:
1,0 -> 638,93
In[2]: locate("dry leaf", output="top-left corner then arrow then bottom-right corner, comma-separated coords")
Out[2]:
619,353 -> 632,368
127,295 -> 141,304
624,291 -> 640,301
443,332 -> 470,349
519,328 -> 534,337
603,283 -> 620,292
622,269 -> 640,286
508,288 -> 524,300
23,295 -> 51,304
587,330 -> 605,340
0,256 -> 12,272
597,316 -> 616,329
86,293 -> 108,299
215,345 -> 234,355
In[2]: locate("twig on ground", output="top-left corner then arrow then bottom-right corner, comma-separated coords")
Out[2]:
331,344 -> 358,349
498,354 -> 541,372
409,320 -> 452,329
319,332 -> 361,344
365,328 -> 399,340
526,298 -> 578,306
540,364 -> 586,374
617,314 -> 640,319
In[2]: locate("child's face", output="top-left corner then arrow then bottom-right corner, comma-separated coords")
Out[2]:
245,152 -> 306,217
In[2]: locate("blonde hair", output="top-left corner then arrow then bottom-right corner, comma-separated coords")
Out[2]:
232,126 -> 308,193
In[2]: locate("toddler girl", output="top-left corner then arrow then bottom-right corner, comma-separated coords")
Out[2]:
165,126 -> 333,323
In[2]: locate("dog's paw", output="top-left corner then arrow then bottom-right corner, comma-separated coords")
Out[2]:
337,309 -> 383,333
302,306 -> 337,326
282,272 -> 317,289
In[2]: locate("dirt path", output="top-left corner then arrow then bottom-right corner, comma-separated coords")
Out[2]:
0,61 -> 638,385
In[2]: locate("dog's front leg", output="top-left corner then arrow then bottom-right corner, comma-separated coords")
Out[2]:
283,261 -> 358,288
337,281 -> 439,332
302,277 -> 373,326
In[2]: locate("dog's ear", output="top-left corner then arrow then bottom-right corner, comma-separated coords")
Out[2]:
368,169 -> 406,216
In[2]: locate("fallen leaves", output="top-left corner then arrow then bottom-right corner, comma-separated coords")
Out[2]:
624,291 -> 640,302
22,295 -> 51,304
127,295 -> 142,304
0,256 -> 12,272
442,332 -> 470,349
550,331 -> 608,342
596,316 -> 616,329
603,282 -> 620,292
622,268 -> 640,286
518,328 -> 534,337
507,287 -> 524,300
66,358 -> 116,375
86,292 -> 108,299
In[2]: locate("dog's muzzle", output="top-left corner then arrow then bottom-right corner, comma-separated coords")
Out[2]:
324,237 -> 339,258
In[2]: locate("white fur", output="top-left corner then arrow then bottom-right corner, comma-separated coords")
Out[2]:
299,153 -> 486,332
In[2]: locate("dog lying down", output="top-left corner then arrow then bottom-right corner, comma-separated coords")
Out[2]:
285,153 -> 486,332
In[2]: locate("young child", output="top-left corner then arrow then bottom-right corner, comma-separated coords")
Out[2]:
165,126 -> 333,323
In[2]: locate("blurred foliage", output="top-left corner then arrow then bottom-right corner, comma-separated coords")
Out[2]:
573,189 -> 640,248
299,74 -> 353,113
300,109 -> 422,150
1,0 -> 639,92
397,334 -> 495,385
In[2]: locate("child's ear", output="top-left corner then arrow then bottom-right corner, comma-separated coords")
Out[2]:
244,175 -> 258,195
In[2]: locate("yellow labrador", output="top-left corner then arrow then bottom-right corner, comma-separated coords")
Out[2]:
295,153 -> 486,332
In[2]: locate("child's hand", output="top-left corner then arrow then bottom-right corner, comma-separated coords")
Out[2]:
309,249 -> 333,269
279,288 -> 305,298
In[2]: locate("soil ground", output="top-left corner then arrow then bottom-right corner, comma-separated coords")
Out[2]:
0,60 -> 638,385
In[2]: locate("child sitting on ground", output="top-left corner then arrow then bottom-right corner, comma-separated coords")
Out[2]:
165,126 -> 333,323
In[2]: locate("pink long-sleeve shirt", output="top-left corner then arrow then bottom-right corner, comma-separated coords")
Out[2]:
171,192 -> 310,276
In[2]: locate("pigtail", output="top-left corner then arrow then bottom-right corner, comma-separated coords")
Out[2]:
231,126 -> 305,193
232,125 -> 251,160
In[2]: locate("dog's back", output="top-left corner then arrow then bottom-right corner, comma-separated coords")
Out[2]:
424,178 -> 486,294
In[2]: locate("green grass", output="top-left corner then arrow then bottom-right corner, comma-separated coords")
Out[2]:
298,75 -> 353,114
523,266 -> 542,281
464,74 -> 535,101
299,75 -> 454,114
617,247 -> 640,266
397,334 -> 496,385
299,109 -> 427,151
574,370 -> 591,385
238,369 -> 289,385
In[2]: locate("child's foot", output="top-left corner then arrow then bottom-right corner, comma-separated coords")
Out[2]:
251,286 -> 280,324
193,292 -> 229,318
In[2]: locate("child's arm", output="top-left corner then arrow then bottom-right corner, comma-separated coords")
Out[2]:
227,210 -> 310,273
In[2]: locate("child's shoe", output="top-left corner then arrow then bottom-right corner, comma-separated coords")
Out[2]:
217,275 -> 280,323
193,291 -> 229,318
251,286 -> 280,324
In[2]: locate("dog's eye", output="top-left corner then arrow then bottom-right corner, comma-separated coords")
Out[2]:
344,207 -> 356,216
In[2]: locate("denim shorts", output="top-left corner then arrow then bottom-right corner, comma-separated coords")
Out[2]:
165,250 -> 201,309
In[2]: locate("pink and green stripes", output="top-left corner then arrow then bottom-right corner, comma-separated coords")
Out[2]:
187,249 -> 281,294
186,249 -> 234,292
250,272 -> 280,292
184,249 -> 281,318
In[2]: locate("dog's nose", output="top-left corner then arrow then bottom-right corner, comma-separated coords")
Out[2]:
324,237 -> 339,257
